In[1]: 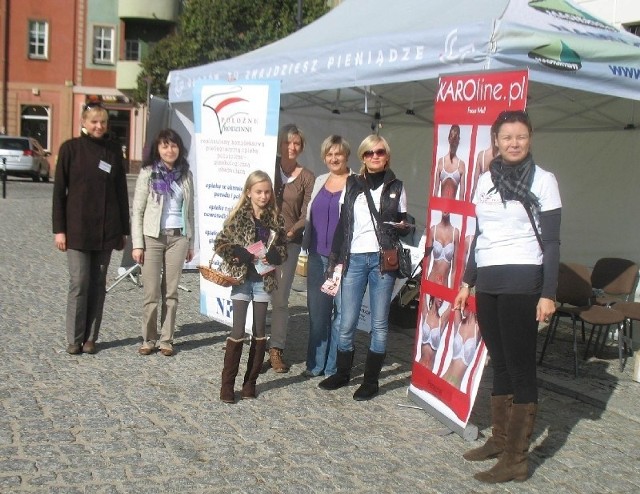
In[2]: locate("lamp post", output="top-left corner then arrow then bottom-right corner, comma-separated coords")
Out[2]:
144,75 -> 153,120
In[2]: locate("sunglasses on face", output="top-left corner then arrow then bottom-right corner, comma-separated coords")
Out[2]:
362,148 -> 387,158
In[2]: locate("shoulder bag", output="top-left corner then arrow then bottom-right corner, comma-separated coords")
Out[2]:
361,180 -> 412,278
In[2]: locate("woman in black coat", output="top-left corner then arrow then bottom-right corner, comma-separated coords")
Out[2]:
52,104 -> 130,355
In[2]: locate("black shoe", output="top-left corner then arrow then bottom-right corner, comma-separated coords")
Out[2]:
353,382 -> 379,401
318,373 -> 350,390
352,350 -> 385,401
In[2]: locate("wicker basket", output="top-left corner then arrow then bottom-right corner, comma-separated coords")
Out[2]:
198,244 -> 241,287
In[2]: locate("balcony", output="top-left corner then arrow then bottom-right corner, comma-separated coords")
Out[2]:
118,0 -> 179,22
116,61 -> 142,91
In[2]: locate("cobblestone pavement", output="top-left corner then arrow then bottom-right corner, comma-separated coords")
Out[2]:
1,178 -> 639,493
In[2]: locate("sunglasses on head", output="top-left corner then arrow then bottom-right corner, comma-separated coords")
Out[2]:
83,102 -> 104,111
362,148 -> 387,158
497,110 -> 528,121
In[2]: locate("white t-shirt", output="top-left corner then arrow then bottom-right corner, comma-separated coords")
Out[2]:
473,165 -> 561,267
340,185 -> 407,254
161,184 -> 185,229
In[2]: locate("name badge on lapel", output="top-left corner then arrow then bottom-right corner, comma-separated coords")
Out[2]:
98,160 -> 112,173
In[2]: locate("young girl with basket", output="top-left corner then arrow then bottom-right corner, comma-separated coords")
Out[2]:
213,170 -> 287,403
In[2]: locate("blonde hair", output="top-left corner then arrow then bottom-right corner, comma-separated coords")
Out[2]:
225,170 -> 278,226
357,134 -> 391,174
278,124 -> 306,153
320,135 -> 351,160
81,105 -> 109,123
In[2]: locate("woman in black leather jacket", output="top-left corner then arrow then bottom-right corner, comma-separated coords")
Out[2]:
318,135 -> 410,400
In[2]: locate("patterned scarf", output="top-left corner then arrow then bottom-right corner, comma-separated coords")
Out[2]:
488,153 -> 540,209
150,161 -> 182,202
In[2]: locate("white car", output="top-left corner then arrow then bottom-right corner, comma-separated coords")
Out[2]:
0,136 -> 51,182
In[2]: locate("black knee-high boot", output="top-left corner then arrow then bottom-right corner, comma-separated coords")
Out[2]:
353,350 -> 386,401
318,349 -> 354,390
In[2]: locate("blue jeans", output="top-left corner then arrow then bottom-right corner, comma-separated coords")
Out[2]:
231,279 -> 271,303
338,252 -> 397,354
306,252 -> 340,376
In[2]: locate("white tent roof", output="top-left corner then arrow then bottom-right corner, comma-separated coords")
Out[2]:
169,0 -> 640,131
167,0 -> 640,268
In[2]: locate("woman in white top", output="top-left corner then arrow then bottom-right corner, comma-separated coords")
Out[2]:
318,135 -> 411,401
132,129 -> 195,357
455,110 -> 561,483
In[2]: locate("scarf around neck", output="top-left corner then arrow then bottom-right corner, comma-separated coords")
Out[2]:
150,161 -> 182,202
488,153 -> 539,209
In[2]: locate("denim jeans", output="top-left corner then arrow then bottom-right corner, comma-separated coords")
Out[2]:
306,252 -> 340,376
338,252 -> 397,354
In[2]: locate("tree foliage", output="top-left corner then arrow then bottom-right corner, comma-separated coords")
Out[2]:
135,0 -> 329,101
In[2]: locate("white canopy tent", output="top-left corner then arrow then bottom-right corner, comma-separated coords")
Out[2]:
168,0 -> 640,266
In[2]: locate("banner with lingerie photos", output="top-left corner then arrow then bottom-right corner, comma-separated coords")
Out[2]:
409,70 -> 529,428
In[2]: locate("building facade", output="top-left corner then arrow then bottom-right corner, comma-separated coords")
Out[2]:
574,0 -> 640,31
0,0 -> 179,172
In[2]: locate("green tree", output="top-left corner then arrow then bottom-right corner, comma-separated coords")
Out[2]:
135,0 -> 329,101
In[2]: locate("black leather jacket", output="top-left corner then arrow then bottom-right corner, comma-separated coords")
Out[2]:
332,169 -> 405,275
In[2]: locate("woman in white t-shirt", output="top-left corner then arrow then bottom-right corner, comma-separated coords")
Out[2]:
454,110 -> 561,484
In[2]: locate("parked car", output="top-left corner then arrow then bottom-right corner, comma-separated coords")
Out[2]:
0,136 -> 51,182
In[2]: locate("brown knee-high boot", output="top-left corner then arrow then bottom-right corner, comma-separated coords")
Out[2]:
463,394 -> 513,461
220,337 -> 245,403
241,336 -> 267,399
474,403 -> 537,483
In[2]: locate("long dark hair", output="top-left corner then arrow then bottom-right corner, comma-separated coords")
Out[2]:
143,128 -> 190,172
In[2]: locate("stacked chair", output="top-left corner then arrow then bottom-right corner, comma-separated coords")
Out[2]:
589,257 -> 639,371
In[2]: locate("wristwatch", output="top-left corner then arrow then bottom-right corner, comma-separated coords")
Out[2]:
461,282 -> 472,289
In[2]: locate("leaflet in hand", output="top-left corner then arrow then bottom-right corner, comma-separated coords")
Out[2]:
246,238 -> 276,275
321,264 -> 343,297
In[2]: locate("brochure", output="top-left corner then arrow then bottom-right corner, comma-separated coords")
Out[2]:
320,264 -> 343,297
246,230 -> 277,275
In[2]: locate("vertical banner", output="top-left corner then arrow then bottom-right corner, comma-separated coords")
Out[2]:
193,80 -> 281,326
409,70 -> 529,436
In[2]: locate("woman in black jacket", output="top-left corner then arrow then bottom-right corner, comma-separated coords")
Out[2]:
318,135 -> 410,400
52,104 -> 130,355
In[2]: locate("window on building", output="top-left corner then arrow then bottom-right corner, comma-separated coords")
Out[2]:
28,20 -> 49,59
93,26 -> 115,64
625,24 -> 640,37
21,105 -> 51,150
125,40 -> 140,61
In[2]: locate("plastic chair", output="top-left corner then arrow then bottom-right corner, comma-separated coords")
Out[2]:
605,301 -> 638,370
539,262 -> 627,375
539,262 -> 592,376
590,257 -> 639,307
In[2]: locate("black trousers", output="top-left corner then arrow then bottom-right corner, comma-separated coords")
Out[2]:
475,292 -> 540,404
